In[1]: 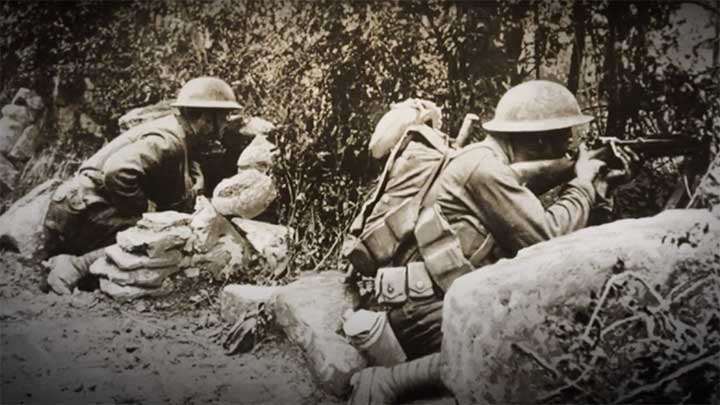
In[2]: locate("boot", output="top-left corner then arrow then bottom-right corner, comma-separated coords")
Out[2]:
45,248 -> 105,295
348,352 -> 444,405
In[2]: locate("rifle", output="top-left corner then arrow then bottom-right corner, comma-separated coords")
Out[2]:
454,114 -> 702,194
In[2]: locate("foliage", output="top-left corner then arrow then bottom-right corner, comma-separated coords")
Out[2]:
1,0 -> 718,271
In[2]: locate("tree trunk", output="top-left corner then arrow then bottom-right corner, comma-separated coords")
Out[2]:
534,1 -> 544,79
567,0 -> 586,94
603,3 -> 624,137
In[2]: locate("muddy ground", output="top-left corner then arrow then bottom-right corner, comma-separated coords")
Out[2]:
0,252 -> 341,404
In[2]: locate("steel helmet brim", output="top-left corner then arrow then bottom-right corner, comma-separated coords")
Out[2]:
171,100 -> 242,110
482,114 -> 593,133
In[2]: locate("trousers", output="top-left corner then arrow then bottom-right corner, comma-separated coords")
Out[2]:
387,294 -> 444,360
43,171 -> 140,257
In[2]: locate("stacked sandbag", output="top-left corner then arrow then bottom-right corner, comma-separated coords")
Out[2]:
91,211 -> 193,300
212,132 -> 278,219
90,197 -> 282,300
0,88 -> 45,192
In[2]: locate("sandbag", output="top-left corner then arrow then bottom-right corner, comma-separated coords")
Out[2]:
212,169 -> 277,218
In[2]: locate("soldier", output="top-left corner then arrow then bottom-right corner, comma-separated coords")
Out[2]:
347,80 -> 630,404
42,76 -> 242,295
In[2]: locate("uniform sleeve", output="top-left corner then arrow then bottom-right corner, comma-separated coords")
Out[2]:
102,134 -> 177,215
466,160 -> 596,255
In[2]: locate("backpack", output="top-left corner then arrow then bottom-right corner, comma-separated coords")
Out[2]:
344,124 -> 453,277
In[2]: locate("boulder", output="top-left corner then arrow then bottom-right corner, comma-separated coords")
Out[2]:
104,244 -> 182,271
272,271 -> 365,396
117,100 -> 173,131
190,234 -> 251,280
0,153 -> 19,192
188,196 -> 237,253
1,104 -> 32,127
12,88 -> 45,113
236,135 -> 276,172
212,169 -> 277,219
230,218 -> 292,276
220,284 -> 278,323
0,179 -> 61,259
441,209 -> 720,404
0,115 -> 24,153
116,225 -> 192,257
99,278 -> 170,301
135,211 -> 192,231
8,124 -> 41,163
89,257 -> 182,288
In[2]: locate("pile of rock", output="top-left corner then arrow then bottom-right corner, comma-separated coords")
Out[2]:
0,88 -> 45,193
90,196 -> 293,301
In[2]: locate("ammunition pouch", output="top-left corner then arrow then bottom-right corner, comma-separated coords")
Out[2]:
374,261 -> 436,305
415,205 -> 494,292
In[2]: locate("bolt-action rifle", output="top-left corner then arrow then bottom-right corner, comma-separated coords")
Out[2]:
454,113 -> 703,194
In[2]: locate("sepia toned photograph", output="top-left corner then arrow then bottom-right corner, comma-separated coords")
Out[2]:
0,1 -> 718,404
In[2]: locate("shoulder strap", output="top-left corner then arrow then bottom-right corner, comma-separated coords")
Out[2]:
351,125 -> 447,235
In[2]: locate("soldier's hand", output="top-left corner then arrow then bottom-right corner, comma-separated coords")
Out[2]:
43,255 -> 82,295
575,143 -> 606,182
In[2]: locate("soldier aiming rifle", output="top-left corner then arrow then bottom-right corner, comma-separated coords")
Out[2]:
343,79 -> 699,405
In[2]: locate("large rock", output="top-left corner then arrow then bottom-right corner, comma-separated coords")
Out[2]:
0,153 -> 19,192
12,88 -> 44,113
236,135 -> 276,172
442,209 -> 720,404
0,114 -> 25,153
188,196 -> 237,253
0,179 -> 61,259
220,284 -> 278,323
89,257 -> 182,288
190,234 -> 251,280
212,169 -> 277,219
230,218 -> 292,276
8,124 -> 41,163
1,104 -> 32,127
272,271 -> 365,396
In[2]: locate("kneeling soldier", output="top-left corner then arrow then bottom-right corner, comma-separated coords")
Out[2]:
43,77 -> 241,294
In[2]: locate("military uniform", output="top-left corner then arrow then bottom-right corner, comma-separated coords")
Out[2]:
43,115 -> 201,256
385,136 -> 596,359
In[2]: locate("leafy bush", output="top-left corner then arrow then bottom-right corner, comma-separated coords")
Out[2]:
1,0 -> 717,271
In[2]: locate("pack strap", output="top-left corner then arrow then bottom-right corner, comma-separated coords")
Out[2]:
351,125 -> 449,235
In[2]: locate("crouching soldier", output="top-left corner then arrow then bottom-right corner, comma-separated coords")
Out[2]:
42,76 -> 242,295
344,80 -> 632,404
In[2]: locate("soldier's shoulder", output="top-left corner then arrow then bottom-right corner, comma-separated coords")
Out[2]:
124,115 -> 181,139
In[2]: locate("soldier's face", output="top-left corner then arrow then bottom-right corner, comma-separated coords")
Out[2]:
192,110 -> 230,146
516,129 -> 572,161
